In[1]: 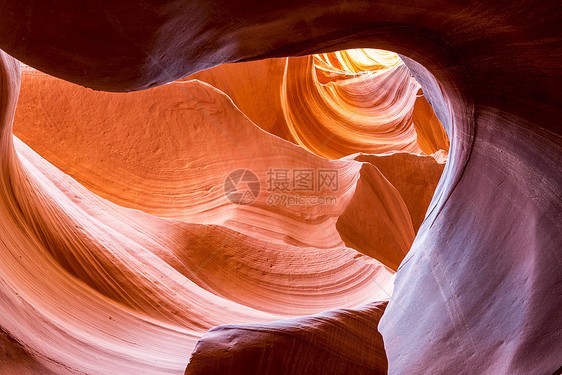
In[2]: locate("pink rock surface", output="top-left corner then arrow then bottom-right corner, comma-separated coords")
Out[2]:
1,48 -> 444,374
186,301 -> 389,375
0,0 -> 560,374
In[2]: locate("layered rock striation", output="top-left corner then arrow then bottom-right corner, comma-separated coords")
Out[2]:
0,1 -> 560,374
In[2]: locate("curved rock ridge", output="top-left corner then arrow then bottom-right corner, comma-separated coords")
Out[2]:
13,65 -> 443,267
1,51 -> 398,374
1,0 -> 561,374
1,47 -> 446,373
314,49 -> 402,74
185,301 -> 389,375
348,152 -> 446,233
188,49 -> 448,159
281,56 -> 422,158
16,49 -> 449,163
411,90 -> 450,155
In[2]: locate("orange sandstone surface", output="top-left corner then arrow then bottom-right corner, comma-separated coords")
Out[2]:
0,1 -> 560,374
2,49 -> 446,374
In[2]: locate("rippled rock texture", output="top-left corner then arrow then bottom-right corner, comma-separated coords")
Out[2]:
2,48 -> 444,374
1,1 -> 561,374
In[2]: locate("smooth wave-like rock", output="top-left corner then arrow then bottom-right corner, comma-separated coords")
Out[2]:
281,55 -> 422,158
185,301 -> 389,375
2,47 -> 443,373
349,152 -> 446,232
189,49 -> 447,159
1,1 -> 561,374
13,67 -> 438,271
1,50 -> 403,374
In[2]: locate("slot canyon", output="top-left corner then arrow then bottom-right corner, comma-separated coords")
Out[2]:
0,1 -> 560,375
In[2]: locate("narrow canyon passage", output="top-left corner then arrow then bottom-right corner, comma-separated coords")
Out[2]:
0,1 -> 560,374
2,48 -> 447,374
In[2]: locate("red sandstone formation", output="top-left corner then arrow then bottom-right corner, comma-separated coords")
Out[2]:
0,1 -> 561,375
2,49 -> 443,373
190,50 -> 447,159
186,301 -> 389,375
13,53 -> 443,271
2,52 -> 401,374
